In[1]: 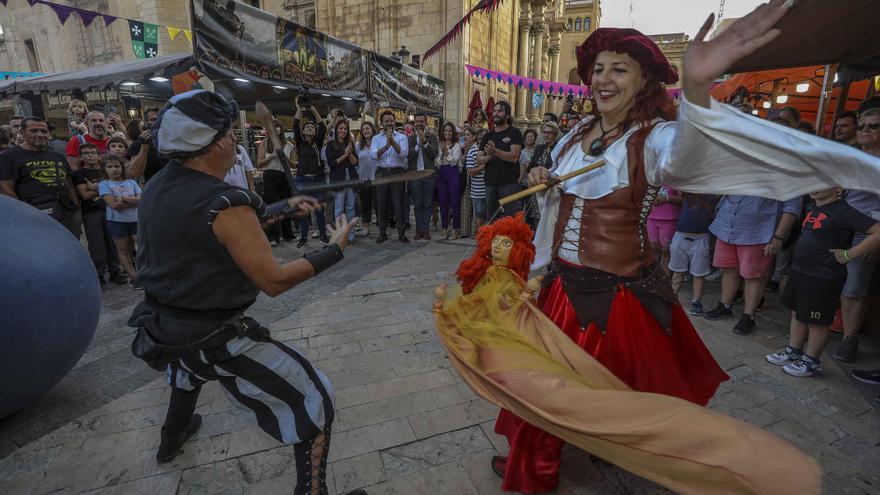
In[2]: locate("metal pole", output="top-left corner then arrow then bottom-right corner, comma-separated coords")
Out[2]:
815,64 -> 835,134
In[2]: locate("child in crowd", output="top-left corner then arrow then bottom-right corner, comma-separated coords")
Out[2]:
71,144 -> 126,286
107,136 -> 130,169
67,99 -> 88,138
465,127 -> 486,235
99,154 -> 142,290
668,193 -> 719,315
647,185 -> 682,276
766,187 -> 880,377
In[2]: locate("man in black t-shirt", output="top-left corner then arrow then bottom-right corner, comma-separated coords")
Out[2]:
128,107 -> 169,183
0,117 -> 81,236
476,101 -> 523,218
765,188 -> 880,378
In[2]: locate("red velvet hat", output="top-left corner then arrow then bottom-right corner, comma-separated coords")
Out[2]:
576,28 -> 679,85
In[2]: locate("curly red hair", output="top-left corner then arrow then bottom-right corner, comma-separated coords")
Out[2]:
456,212 -> 535,294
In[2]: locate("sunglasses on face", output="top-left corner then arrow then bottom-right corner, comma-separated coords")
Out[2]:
856,123 -> 880,131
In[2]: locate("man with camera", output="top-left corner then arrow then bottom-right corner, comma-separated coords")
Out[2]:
128,107 -> 170,183
370,110 -> 410,243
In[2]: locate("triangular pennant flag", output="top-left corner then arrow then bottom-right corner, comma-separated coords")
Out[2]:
167,26 -> 182,40
78,10 -> 98,27
183,30 -> 192,42
47,2 -> 74,24
0,0 -> 8,7
102,14 -> 117,26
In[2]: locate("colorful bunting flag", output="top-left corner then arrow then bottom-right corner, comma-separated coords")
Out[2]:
129,20 -> 159,59
183,30 -> 193,42
167,26 -> 182,40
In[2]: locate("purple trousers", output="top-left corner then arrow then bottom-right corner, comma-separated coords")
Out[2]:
437,165 -> 462,230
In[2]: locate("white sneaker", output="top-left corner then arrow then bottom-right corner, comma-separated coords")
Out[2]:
766,347 -> 801,366
783,357 -> 822,377
269,240 -> 279,247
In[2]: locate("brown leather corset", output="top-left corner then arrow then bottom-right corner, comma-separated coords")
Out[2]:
551,127 -> 659,277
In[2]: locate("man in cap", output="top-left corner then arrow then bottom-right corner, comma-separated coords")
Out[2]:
129,90 -> 365,495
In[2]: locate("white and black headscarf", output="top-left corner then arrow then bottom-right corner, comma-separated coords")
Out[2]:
154,89 -> 238,157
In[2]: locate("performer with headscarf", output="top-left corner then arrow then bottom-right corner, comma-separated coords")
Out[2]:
127,90 -> 366,495
487,1 -> 880,492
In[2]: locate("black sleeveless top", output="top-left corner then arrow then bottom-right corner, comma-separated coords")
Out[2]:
137,161 -> 260,315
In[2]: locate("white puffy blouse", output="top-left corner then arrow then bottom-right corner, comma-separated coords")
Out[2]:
533,95 -> 880,269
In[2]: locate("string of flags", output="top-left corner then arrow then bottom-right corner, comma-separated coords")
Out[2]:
466,64 -> 685,100
1,0 -> 192,59
466,64 -> 592,98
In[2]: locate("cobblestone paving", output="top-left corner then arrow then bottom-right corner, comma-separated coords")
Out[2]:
1,237 -> 878,494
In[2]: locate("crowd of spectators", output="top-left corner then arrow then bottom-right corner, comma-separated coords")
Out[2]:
1,96 -> 880,382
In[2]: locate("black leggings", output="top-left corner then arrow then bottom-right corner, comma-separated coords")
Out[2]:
262,169 -> 296,241
165,386 -> 332,494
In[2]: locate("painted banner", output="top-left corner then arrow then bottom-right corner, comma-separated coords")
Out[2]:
371,54 -> 444,116
191,0 -> 367,98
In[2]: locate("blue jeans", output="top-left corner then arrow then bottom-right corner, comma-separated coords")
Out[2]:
295,176 -> 327,240
409,176 -> 435,233
333,187 -> 357,240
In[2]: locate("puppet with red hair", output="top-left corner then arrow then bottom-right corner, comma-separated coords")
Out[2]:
433,214 -> 820,495
434,0 -> 880,491
456,212 -> 536,295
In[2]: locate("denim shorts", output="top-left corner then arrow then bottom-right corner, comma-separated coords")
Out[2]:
106,221 -> 137,239
471,197 -> 487,219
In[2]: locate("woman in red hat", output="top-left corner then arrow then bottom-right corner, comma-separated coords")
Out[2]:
490,0 -> 880,492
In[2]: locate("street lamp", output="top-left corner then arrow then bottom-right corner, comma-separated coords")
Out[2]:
398,45 -> 411,65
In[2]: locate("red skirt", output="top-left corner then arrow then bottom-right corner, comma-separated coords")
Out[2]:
495,276 -> 729,493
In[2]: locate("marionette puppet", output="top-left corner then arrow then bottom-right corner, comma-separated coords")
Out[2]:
433,213 -> 819,495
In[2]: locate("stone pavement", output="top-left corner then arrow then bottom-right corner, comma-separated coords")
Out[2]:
1,237 -> 879,495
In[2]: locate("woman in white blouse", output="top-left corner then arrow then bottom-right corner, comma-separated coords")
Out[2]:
494,2 -> 880,492
436,122 -> 464,239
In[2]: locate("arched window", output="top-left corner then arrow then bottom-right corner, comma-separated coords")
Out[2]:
584,17 -> 591,31
574,18 -> 582,31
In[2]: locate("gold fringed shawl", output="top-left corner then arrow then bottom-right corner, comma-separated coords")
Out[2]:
434,266 -> 821,495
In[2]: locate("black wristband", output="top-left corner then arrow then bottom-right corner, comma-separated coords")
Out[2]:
304,244 -> 344,275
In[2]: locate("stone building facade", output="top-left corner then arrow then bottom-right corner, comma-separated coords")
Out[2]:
557,0 -> 599,87
307,0 -> 572,126
649,32 -> 688,88
0,0 -> 191,75
1,0 -> 576,125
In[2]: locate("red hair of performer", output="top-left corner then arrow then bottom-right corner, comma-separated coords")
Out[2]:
456,213 -> 535,294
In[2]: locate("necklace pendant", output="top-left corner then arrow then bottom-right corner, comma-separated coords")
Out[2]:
588,138 -> 604,157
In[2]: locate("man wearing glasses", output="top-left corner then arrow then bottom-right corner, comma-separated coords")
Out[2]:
833,108 -> 880,363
